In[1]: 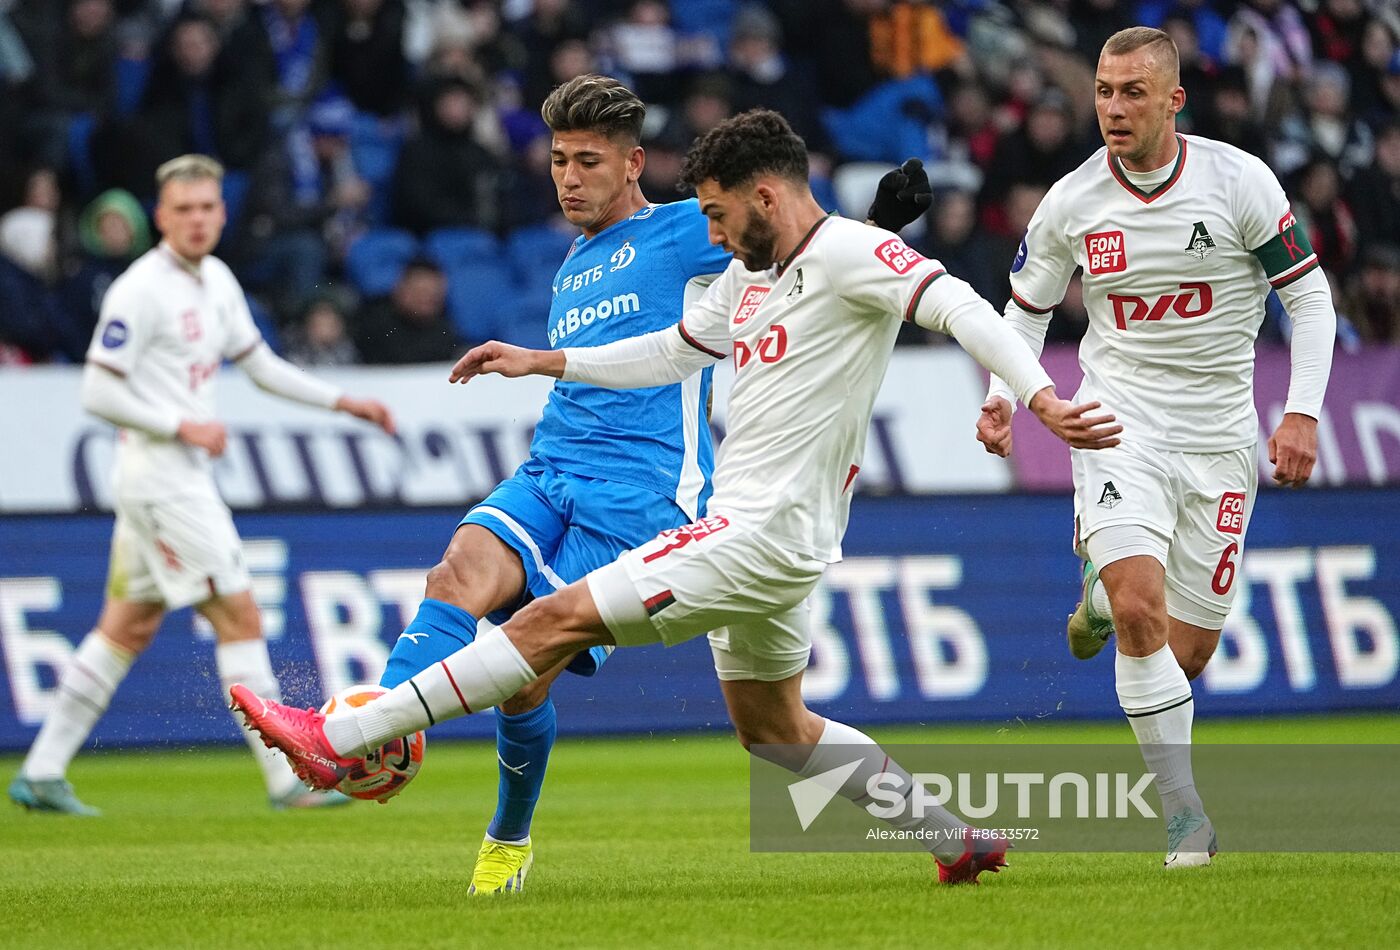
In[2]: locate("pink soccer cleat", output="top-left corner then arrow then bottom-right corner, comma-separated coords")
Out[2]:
936,834 -> 1010,885
228,684 -> 357,790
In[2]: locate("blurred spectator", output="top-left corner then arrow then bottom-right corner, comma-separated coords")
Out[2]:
326,0 -> 409,118
983,89 -> 1081,214
1161,13 -> 1218,135
393,76 -> 504,235
355,258 -> 463,364
59,187 -> 151,343
0,167 -> 61,281
990,182 -> 1047,306
284,290 -> 361,366
1274,60 -> 1373,178
1305,0 -> 1368,64
1293,157 -> 1357,281
186,0 -> 275,89
511,0 -> 591,108
944,81 -> 1000,169
27,0 -> 118,117
602,0 -> 686,106
659,73 -> 732,147
638,128 -> 687,202
917,189 -> 1000,306
1071,0 -> 1136,68
1138,0 -> 1231,64
97,13 -> 267,200
1194,65 -> 1270,158
237,97 -> 370,319
1351,17 -> 1396,123
1344,245 -> 1400,343
1348,120 -> 1400,250
256,0 -> 327,116
1378,50 -> 1400,128
725,4 -> 827,156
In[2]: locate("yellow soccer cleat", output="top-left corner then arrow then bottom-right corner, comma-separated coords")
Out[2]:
468,836 -> 534,896
1066,560 -> 1115,660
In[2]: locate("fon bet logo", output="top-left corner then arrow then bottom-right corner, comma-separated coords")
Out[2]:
734,286 -> 771,324
1085,230 -> 1127,275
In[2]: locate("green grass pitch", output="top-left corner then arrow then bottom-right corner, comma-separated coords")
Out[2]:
5,714 -> 1398,949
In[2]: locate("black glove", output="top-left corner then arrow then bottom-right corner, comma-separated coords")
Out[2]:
867,157 -> 932,232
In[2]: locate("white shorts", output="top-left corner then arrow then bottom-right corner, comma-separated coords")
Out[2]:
586,513 -> 825,682
1071,442 -> 1257,630
107,490 -> 250,609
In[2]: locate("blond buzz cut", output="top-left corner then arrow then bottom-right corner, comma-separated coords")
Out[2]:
1101,26 -> 1180,85
155,154 -> 225,190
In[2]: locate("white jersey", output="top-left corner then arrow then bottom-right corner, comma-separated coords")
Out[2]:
673,216 -> 1047,562
85,244 -> 263,500
1000,134 -> 1320,452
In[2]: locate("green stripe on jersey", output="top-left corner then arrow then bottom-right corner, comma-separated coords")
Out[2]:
1252,224 -> 1316,281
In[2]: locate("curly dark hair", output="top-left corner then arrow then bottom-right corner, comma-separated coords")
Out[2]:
679,109 -> 809,191
541,74 -> 646,144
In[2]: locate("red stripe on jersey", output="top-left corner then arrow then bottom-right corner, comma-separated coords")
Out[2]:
843,464 -> 860,492
87,357 -> 128,378
1269,256 -> 1320,288
1010,290 -> 1055,315
903,270 -> 946,322
229,340 -> 262,363
440,662 -> 472,714
644,589 -> 674,611
677,321 -> 725,359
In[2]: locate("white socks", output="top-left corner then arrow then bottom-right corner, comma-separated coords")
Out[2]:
216,639 -> 301,798
323,627 -> 537,757
21,632 -> 133,781
1090,576 -> 1113,617
1116,643 -> 1202,818
797,718 -> 970,862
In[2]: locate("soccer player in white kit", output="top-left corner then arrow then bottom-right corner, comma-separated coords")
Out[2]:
231,110 -> 1120,885
975,28 -> 1337,868
9,155 -> 395,815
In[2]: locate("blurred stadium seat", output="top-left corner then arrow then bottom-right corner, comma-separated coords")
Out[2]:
444,259 -> 515,342
349,113 -> 405,226
506,224 -> 576,291
424,226 -> 502,270
346,228 -> 419,297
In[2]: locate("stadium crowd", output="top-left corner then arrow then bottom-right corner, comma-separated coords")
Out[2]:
0,0 -> 1397,366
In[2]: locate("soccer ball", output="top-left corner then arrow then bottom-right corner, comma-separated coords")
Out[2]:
320,684 -> 426,803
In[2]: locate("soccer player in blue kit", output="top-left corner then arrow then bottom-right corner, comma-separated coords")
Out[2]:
375,75 -> 930,894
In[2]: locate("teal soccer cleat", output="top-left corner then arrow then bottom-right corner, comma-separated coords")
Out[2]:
9,775 -> 101,816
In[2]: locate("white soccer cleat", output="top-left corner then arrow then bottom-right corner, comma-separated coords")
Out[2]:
1163,811 -> 1217,869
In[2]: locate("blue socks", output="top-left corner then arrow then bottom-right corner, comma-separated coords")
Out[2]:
487,698 -> 557,842
379,598 -> 479,689
379,597 -> 556,842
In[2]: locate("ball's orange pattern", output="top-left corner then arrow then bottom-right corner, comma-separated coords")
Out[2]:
320,684 -> 426,802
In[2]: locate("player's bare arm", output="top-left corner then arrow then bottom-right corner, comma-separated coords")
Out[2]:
450,342 -> 567,382
333,396 -> 396,435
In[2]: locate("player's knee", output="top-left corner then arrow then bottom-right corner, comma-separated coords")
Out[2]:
500,680 -> 551,716
1109,590 -> 1164,641
104,623 -> 158,655
424,556 -> 473,604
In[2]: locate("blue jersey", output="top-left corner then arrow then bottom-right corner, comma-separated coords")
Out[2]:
530,199 -> 730,518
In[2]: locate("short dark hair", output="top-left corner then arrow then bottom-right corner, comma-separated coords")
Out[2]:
541,75 -> 646,144
679,109 -> 808,191
1101,27 -> 1180,84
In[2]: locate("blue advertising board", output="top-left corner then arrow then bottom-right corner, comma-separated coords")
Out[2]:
1,491 -> 1397,751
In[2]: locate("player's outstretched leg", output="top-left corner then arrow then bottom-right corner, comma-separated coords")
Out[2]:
1066,560 -> 1115,659
234,582 -> 604,789
722,675 -> 1007,886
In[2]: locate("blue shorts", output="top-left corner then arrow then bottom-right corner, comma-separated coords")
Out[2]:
460,461 -> 693,676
